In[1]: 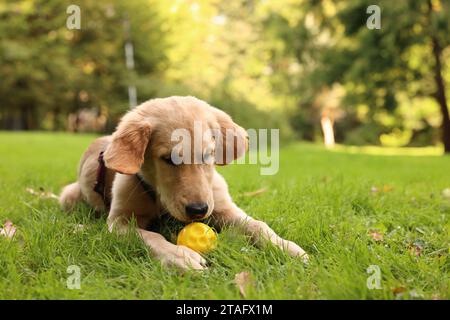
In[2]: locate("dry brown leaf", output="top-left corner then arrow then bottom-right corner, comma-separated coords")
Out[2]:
368,230 -> 384,242
234,271 -> 254,298
408,244 -> 423,257
0,220 -> 17,239
243,187 -> 268,197
392,286 -> 407,296
26,187 -> 58,200
382,185 -> 394,193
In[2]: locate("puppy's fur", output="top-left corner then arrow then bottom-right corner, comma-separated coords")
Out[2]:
60,96 -> 307,270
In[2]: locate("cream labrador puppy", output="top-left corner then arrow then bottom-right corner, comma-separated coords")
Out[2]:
60,96 -> 308,270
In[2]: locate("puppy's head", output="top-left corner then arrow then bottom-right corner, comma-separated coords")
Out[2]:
103,96 -> 248,223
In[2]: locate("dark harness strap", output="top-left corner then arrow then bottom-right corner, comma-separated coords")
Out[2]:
136,173 -> 157,202
93,151 -> 110,208
93,152 -> 157,209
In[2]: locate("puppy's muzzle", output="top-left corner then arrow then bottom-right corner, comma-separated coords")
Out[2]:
185,202 -> 208,220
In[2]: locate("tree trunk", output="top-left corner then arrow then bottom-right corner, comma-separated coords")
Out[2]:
428,0 -> 450,153
431,36 -> 450,153
321,111 -> 335,148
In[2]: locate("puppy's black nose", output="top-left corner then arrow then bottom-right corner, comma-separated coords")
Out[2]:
185,202 -> 208,219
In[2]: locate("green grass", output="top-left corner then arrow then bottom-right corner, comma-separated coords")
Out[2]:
0,131 -> 449,299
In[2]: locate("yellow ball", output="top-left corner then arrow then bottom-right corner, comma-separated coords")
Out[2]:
177,222 -> 217,254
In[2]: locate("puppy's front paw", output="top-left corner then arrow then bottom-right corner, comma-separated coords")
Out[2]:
281,239 -> 309,264
156,244 -> 207,271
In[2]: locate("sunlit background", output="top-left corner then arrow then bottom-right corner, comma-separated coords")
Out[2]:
1,0 -> 449,153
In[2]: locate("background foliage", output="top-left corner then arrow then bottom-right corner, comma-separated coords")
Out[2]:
0,0 -> 449,149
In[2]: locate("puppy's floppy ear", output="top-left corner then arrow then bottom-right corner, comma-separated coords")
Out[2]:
212,108 -> 248,165
103,111 -> 151,175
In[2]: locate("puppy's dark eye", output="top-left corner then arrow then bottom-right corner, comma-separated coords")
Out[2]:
161,156 -> 176,166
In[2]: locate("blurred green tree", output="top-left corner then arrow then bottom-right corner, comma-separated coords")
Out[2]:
328,0 -> 450,151
1,0 -> 448,151
261,0 -> 450,150
0,0 -> 166,131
